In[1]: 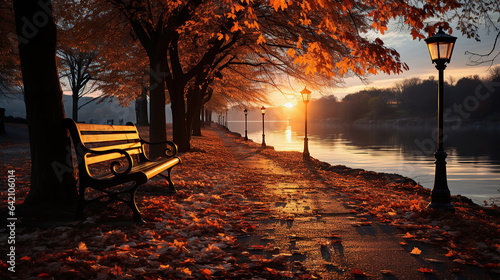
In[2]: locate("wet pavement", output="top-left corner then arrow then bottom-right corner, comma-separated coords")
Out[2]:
215,128 -> 496,280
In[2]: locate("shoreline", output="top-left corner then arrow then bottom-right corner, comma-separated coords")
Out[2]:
222,126 -> 492,209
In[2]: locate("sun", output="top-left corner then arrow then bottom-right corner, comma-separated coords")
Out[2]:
284,102 -> 294,108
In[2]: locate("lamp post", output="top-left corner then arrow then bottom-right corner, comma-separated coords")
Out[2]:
261,106 -> 266,148
301,87 -> 311,159
244,109 -> 248,140
424,26 -> 456,211
225,110 -> 228,129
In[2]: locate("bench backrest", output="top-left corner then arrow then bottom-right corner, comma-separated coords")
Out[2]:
64,119 -> 147,168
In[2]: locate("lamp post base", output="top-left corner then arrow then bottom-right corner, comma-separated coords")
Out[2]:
303,137 -> 310,159
427,150 -> 455,211
261,134 -> 266,148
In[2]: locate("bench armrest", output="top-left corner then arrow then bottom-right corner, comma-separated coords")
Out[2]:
86,148 -> 134,177
141,139 -> 178,157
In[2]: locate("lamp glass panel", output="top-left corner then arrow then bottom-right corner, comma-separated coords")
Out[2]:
438,43 -> 450,59
444,42 -> 454,60
427,42 -> 439,60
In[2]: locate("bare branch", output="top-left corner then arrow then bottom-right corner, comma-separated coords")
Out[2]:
465,31 -> 500,68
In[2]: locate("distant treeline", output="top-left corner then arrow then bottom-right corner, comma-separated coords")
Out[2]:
308,67 -> 500,124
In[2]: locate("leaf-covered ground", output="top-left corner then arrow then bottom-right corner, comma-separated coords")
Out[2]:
1,125 -> 499,279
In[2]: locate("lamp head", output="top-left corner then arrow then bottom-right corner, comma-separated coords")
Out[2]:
300,87 -> 311,103
424,26 -> 457,65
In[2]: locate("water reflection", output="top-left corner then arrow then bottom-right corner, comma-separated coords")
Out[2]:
228,121 -> 500,205
285,123 -> 292,143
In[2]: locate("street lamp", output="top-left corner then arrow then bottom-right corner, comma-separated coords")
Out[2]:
225,110 -> 228,129
244,109 -> 248,140
424,26 -> 456,211
261,106 -> 266,148
301,87 -> 311,159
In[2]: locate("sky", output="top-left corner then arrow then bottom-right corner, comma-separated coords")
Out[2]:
269,26 -> 500,107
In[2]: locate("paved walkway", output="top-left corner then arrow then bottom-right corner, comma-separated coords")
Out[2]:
215,128 -> 493,280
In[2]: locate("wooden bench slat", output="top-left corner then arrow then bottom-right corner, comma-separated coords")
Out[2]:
91,142 -> 142,152
85,148 -> 143,165
81,132 -> 140,143
76,123 -> 137,132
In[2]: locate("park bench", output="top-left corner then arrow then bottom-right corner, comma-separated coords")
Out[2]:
64,119 -> 181,223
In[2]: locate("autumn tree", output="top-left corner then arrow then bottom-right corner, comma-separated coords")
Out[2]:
57,47 -> 99,122
103,0 -> 203,155
55,1 -> 104,122
56,0 -> 149,124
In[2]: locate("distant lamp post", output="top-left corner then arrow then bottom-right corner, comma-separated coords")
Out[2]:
244,109 -> 248,140
301,87 -> 311,159
225,110 -> 228,129
261,106 -> 266,148
424,26 -> 456,211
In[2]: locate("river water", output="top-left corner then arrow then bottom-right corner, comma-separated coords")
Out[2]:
227,120 -> 500,205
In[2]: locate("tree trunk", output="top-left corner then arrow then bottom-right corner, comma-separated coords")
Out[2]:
135,86 -> 149,126
148,56 -> 167,158
192,107 -> 202,135
200,105 -> 205,127
206,109 -> 212,125
72,88 -> 78,122
13,0 -> 77,215
185,87 -> 196,137
186,86 -> 204,137
169,83 -> 190,152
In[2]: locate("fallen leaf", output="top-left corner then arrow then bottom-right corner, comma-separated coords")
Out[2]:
249,245 -> 265,250
78,242 -> 88,251
445,250 -> 456,257
19,256 -> 31,261
419,267 -> 433,273
350,268 -> 366,276
402,232 -> 416,239
201,268 -> 211,275
410,247 -> 422,255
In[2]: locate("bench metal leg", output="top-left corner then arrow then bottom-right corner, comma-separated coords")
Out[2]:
125,184 -> 145,224
77,183 -> 145,224
107,183 -> 144,224
160,168 -> 176,194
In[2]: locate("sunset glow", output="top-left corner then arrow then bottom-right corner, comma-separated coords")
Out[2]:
284,102 -> 295,108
